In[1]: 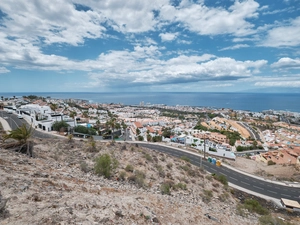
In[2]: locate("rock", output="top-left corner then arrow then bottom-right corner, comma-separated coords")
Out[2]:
115,210 -> 124,217
152,217 -> 160,223
31,193 -> 41,202
66,207 -> 73,214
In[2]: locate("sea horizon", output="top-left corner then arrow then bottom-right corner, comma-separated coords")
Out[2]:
1,92 -> 300,113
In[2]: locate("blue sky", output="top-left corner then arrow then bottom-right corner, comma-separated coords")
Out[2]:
0,0 -> 299,93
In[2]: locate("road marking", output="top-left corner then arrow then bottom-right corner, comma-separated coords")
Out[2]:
253,185 -> 264,190
267,190 -> 277,194
210,168 -> 217,172
241,181 -> 250,186
229,177 -> 238,181
281,194 -> 291,198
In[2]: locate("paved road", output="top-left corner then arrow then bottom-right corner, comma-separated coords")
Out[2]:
238,122 -> 261,141
139,143 -> 300,202
1,111 -> 299,202
1,111 -> 60,139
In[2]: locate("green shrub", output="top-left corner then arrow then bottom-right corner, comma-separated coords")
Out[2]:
259,215 -> 293,225
243,199 -> 269,215
181,165 -> 190,172
180,156 -> 190,163
212,174 -> 228,186
80,161 -> 89,173
128,170 -> 146,188
174,182 -> 187,190
219,192 -> 230,202
167,163 -> 173,169
125,164 -> 134,172
267,160 -> 276,166
156,164 -> 165,177
94,154 -> 118,178
202,189 -> 213,203
119,171 -> 126,181
160,183 -> 171,195
144,153 -> 153,162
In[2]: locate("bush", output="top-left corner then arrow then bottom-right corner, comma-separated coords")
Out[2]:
160,183 -> 171,195
202,189 -> 213,203
125,164 -> 134,172
128,170 -> 146,188
156,164 -> 165,178
94,154 -> 118,178
119,171 -> 126,181
243,199 -> 269,215
213,174 -> 228,186
180,156 -> 190,163
74,125 -> 97,135
167,163 -> 173,169
174,182 -> 187,190
259,215 -> 293,225
80,161 -> 89,173
144,153 -> 153,162
267,160 -> 276,166
219,192 -> 230,202
52,121 -> 69,132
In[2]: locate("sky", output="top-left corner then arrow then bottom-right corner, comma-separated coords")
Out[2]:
0,0 -> 300,93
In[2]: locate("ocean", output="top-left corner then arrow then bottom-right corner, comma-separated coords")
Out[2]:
1,92 -> 300,113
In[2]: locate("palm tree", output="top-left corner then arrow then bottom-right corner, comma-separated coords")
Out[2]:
106,117 -> 117,140
4,124 -> 33,156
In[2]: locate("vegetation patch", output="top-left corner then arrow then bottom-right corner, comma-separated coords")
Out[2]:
94,154 -> 119,178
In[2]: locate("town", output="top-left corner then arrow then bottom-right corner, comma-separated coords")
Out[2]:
1,94 -> 300,167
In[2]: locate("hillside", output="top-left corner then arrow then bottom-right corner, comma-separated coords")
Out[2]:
0,138 -> 298,224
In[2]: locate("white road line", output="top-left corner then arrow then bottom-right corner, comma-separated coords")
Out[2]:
253,185 -> 264,190
210,168 -> 217,172
281,194 -> 291,198
241,181 -> 250,186
267,190 -> 277,194
230,177 -> 238,181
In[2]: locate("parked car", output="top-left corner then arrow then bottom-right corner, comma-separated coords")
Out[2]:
18,115 -> 23,119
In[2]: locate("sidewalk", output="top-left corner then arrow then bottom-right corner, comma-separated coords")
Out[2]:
0,116 -> 11,132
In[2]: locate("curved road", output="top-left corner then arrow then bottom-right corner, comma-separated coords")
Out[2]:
1,111 -> 299,202
1,111 -> 60,139
139,143 -> 300,202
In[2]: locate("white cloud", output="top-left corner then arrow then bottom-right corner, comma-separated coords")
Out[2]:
0,67 -> 10,73
0,0 -> 107,46
206,83 -> 233,88
159,32 -> 178,42
74,0 -> 169,33
261,17 -> 300,47
219,44 -> 249,51
160,0 -> 259,36
271,57 -> 300,69
255,81 -> 300,87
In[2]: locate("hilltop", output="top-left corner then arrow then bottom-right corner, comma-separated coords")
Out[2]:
1,137 -> 299,225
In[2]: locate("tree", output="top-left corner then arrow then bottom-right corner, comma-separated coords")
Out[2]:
136,127 -> 141,136
69,111 -> 77,119
3,124 -> 33,156
147,134 -> 152,142
106,117 -> 117,140
74,125 -> 96,135
50,103 -> 58,112
52,121 -> 69,132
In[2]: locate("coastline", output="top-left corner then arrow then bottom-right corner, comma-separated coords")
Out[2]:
1,92 -> 300,113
